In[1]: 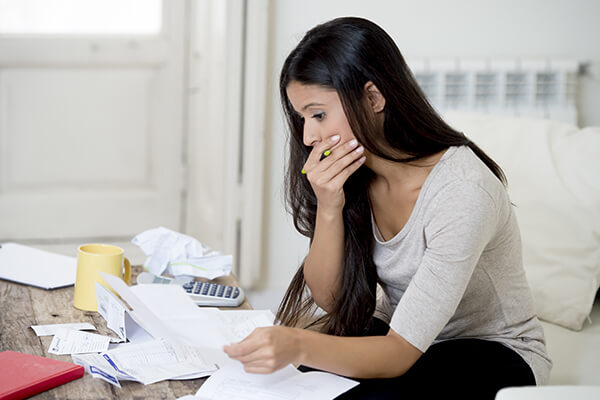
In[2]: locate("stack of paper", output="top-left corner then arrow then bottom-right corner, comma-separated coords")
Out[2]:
73,338 -> 220,386
73,271 -> 359,399
0,243 -> 76,289
73,272 -> 274,386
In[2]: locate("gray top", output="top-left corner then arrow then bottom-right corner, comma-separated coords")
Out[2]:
372,145 -> 552,384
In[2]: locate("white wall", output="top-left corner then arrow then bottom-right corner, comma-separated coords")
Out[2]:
261,0 -> 600,295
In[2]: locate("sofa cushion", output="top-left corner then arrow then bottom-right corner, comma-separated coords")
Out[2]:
443,111 -> 600,331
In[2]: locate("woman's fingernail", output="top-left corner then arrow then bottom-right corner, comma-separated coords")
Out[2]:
330,135 -> 340,142
355,146 -> 364,153
349,139 -> 358,147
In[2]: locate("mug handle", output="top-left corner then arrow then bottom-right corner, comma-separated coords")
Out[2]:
123,257 -> 132,285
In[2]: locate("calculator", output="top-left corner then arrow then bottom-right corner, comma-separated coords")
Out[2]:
136,272 -> 245,307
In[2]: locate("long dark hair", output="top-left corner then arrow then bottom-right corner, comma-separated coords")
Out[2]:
276,17 -> 506,336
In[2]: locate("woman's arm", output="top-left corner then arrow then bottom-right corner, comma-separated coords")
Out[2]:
301,136 -> 366,311
302,206 -> 345,311
224,326 -> 422,378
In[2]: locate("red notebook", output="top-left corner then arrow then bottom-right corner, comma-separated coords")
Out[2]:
0,351 -> 84,400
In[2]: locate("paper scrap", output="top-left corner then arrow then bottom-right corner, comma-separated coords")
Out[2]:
131,227 -> 232,279
31,322 -> 96,337
72,353 -> 123,388
95,282 -> 128,341
48,329 -> 111,355
194,362 -> 359,400
89,365 -> 122,388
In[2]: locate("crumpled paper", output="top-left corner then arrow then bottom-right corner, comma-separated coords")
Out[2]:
131,227 -> 233,280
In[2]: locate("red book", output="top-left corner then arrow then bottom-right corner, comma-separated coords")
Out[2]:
0,351 -> 84,400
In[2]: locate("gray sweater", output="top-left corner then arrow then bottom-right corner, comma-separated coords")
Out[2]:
372,145 -> 552,384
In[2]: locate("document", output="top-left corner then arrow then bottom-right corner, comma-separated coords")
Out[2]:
219,309 -> 276,325
100,273 -> 186,343
48,329 -> 111,355
0,242 -> 76,289
219,312 -> 274,344
96,273 -> 287,388
192,362 -> 359,400
73,338 -> 221,386
102,273 -> 233,349
95,282 -> 128,341
31,322 -> 96,337
71,353 -> 122,387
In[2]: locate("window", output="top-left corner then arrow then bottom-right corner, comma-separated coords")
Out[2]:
0,0 -> 162,35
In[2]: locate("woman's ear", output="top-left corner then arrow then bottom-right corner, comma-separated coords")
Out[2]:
364,81 -> 386,113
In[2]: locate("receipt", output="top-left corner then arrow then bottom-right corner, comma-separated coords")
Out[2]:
95,282 -> 127,341
48,329 -> 111,355
31,322 -> 96,336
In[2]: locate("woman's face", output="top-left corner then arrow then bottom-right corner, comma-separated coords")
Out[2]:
286,81 -> 356,149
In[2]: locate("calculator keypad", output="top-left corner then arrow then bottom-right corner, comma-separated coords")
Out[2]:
182,281 -> 241,299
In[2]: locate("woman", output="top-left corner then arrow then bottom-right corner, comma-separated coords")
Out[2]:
224,17 -> 551,399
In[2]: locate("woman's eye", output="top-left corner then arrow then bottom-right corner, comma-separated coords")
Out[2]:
312,112 -> 325,121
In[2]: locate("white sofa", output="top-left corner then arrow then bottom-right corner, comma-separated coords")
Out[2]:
442,112 -> 600,395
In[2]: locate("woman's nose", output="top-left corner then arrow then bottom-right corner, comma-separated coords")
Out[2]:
303,124 -> 320,147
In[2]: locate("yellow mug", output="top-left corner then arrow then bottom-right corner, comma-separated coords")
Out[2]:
73,244 -> 131,311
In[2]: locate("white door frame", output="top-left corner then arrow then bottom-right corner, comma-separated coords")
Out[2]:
186,0 -> 269,288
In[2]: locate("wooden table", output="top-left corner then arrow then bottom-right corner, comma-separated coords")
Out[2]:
0,266 -> 251,399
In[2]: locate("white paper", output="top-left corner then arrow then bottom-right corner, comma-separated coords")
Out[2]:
103,273 -> 275,349
31,322 -> 96,336
123,309 -> 155,344
194,362 -> 359,400
0,242 -> 76,289
168,254 -> 233,280
220,313 -> 275,344
72,353 -> 123,387
113,277 -> 229,349
130,283 -> 209,318
86,274 -> 280,389
100,273 -> 183,342
219,309 -> 276,325
48,329 -> 111,355
131,227 -> 232,279
102,338 -> 219,385
95,282 -> 128,341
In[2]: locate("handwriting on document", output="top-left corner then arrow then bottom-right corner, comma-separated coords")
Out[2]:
48,329 -> 111,355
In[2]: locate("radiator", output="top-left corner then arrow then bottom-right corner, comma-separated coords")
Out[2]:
408,58 -> 580,124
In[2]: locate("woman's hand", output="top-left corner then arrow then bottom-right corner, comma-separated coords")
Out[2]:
302,135 -> 366,213
223,326 -> 303,374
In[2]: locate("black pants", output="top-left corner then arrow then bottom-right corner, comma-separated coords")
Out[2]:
301,319 -> 535,400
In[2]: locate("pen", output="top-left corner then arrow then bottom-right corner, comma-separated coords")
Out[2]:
302,150 -> 331,174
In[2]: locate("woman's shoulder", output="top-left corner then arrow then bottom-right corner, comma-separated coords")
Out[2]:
423,145 -> 508,211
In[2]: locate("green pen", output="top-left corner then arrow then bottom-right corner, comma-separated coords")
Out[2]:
302,149 -> 332,175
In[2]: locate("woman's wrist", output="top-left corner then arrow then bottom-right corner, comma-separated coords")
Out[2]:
293,327 -> 310,366
316,205 -> 343,223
